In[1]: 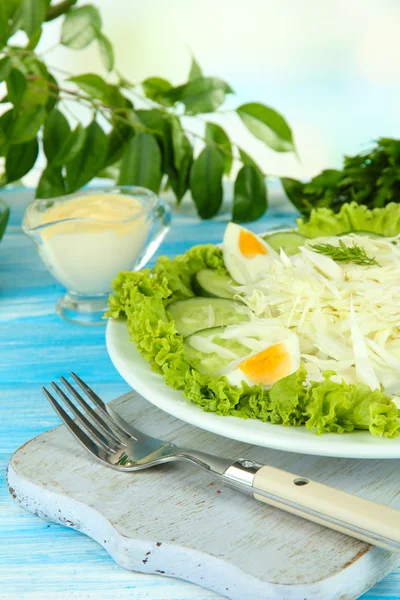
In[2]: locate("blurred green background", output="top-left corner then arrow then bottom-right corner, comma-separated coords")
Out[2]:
18,0 -> 400,185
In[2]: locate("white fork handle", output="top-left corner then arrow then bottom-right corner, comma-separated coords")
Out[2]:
252,466 -> 400,552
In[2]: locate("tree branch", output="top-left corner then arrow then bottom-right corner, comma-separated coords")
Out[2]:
45,0 -> 78,22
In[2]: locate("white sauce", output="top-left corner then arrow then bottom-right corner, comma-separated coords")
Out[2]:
37,193 -> 150,295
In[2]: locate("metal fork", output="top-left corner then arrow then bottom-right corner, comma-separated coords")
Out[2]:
43,373 -> 400,553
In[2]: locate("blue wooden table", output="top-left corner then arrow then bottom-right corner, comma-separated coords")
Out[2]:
1,187 -> 399,599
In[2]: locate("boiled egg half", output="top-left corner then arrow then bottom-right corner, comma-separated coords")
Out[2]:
223,222 -> 277,284
223,323 -> 300,387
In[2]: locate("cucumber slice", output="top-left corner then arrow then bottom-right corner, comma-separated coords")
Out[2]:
192,269 -> 237,299
263,231 -> 306,255
183,326 -> 250,375
168,298 -> 251,337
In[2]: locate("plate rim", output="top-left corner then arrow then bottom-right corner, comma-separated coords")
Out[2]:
106,227 -> 400,460
106,318 -> 400,459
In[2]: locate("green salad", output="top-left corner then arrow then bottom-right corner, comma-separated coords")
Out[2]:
108,202 -> 400,438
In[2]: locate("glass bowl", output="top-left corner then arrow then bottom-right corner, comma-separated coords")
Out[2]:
22,186 -> 171,325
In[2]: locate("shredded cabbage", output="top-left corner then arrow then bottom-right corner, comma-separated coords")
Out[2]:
238,233 -> 400,394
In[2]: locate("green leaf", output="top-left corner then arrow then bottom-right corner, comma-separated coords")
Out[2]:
189,55 -> 203,81
117,71 -> 134,90
110,96 -> 134,130
68,73 -> 125,106
25,73 -> 49,106
11,105 -> 46,143
169,134 -> 193,204
170,116 -> 186,169
0,198 -> 10,242
142,77 -> 173,106
136,108 -> 167,136
1,0 -> 21,43
0,110 -> 14,155
237,103 -> 295,153
6,137 -> 38,182
233,164 -> 267,222
43,108 -> 70,160
18,0 -> 46,37
238,147 -> 260,169
26,26 -> 42,50
68,73 -> 109,100
190,145 -> 224,219
6,68 -> 27,109
61,4 -> 101,49
105,122 -> 134,168
53,123 -> 86,167
136,109 -> 174,175
171,77 -> 233,115
0,57 -> 12,82
66,120 -> 108,191
280,177 -> 306,214
205,122 -> 232,175
118,132 -> 162,193
0,2 -> 10,48
46,72 -> 59,112
97,33 -> 114,71
36,166 -> 66,199
13,58 -> 49,108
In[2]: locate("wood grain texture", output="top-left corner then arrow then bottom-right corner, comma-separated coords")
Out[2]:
7,392 -> 400,600
1,186 -> 400,599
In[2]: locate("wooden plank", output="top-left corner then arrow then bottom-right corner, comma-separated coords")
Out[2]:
2,188 -> 399,599
7,392 -> 400,600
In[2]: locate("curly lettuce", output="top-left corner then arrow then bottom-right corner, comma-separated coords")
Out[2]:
108,242 -> 400,438
297,201 -> 400,238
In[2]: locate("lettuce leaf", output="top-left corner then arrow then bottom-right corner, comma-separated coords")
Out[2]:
108,244 -> 400,438
297,201 -> 400,238
304,373 -> 400,436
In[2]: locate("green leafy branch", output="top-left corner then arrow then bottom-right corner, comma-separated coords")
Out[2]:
0,0 -> 297,221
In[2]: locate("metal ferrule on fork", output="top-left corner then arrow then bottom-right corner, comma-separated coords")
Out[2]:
223,459 -> 263,488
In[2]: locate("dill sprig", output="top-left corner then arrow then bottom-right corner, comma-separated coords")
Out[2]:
310,240 -> 381,267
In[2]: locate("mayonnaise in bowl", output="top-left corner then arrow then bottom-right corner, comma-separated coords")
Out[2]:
22,187 -> 171,325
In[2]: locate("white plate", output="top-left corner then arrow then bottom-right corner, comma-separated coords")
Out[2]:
106,318 -> 400,459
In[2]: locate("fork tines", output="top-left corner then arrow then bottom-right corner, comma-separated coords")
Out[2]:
43,373 -> 127,458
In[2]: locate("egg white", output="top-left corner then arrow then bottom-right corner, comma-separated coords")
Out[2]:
223,223 -> 277,284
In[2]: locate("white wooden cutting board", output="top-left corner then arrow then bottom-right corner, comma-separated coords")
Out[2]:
7,391 -> 400,600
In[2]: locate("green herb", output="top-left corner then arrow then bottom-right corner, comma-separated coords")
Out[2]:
282,138 -> 400,217
0,1 -> 296,222
310,240 -> 381,267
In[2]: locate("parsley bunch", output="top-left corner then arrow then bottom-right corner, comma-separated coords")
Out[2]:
281,138 -> 400,217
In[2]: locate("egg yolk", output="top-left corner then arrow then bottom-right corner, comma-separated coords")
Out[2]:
238,343 -> 292,385
239,229 -> 268,258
